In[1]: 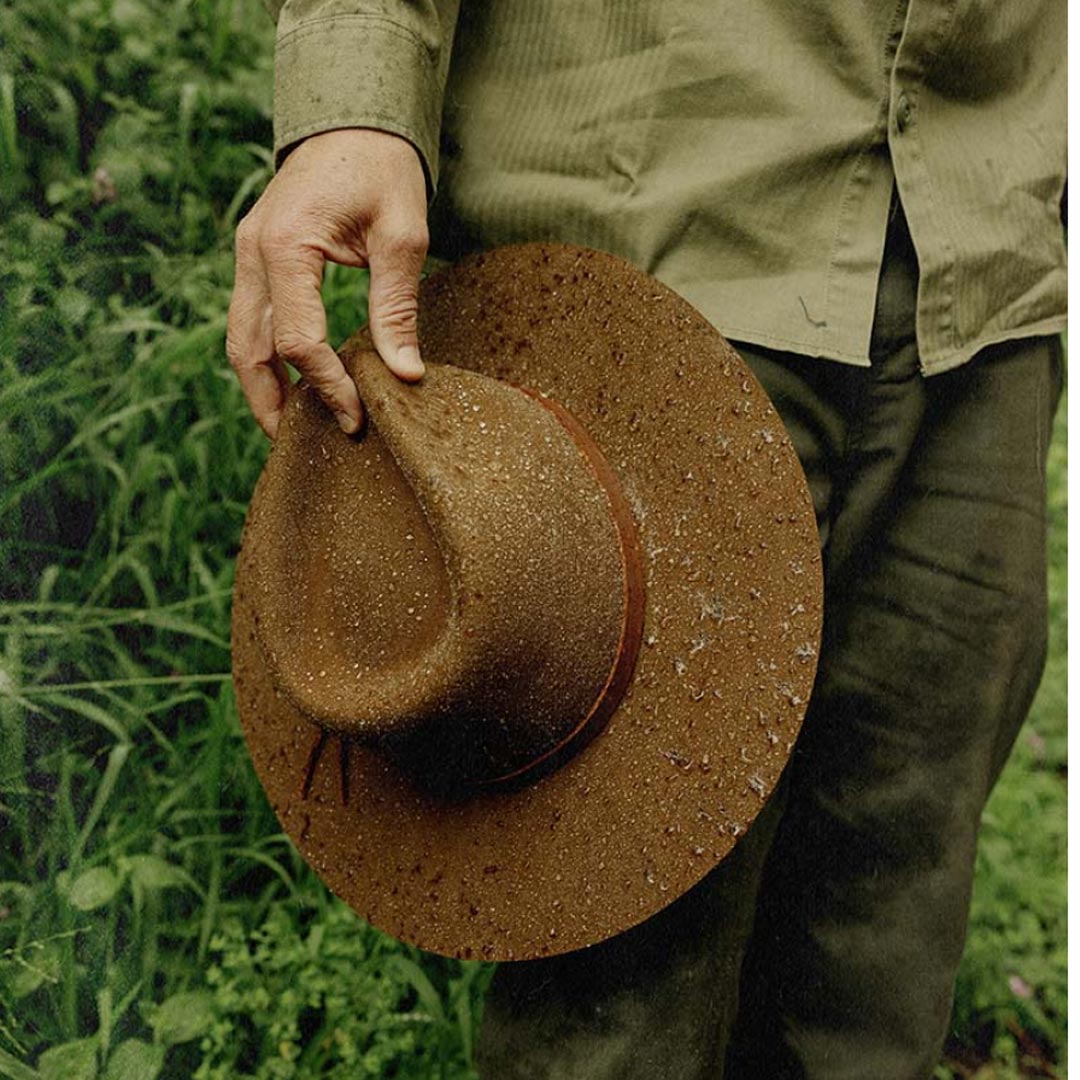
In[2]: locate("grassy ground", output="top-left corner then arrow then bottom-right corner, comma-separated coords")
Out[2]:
0,1 -> 1066,1077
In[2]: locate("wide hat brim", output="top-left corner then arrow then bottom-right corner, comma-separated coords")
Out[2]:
231,243 -> 822,961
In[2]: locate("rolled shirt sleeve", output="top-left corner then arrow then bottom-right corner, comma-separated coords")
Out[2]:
269,0 -> 460,191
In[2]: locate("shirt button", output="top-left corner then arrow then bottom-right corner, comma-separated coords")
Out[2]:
895,91 -> 914,134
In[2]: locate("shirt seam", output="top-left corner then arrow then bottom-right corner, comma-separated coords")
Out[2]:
894,0 -> 960,362
278,13 -> 433,63
905,94 -> 958,363
921,314 -> 1067,376
724,312 -> 1066,374
820,146 -> 877,356
723,324 -> 870,365
820,0 -> 908,353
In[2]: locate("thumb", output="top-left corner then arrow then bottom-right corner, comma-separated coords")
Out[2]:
366,218 -> 428,381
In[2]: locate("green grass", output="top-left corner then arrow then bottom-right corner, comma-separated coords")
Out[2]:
0,3 -> 486,1077
0,1 -> 1066,1077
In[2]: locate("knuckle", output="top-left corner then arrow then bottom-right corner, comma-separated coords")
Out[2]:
273,331 -> 317,363
323,373 -> 355,404
374,215 -> 428,259
374,293 -> 419,334
234,219 -> 257,254
311,367 -> 353,405
392,221 -> 429,256
261,223 -> 300,260
224,320 -> 251,370
225,335 -> 243,369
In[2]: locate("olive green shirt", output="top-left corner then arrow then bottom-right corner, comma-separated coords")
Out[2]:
267,0 -> 1066,374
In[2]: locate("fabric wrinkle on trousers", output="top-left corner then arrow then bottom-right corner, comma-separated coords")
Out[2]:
475,205 -> 1063,1080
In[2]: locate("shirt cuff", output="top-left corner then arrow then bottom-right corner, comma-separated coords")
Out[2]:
274,12 -> 445,192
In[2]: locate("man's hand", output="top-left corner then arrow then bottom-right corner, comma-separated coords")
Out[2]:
227,128 -> 429,438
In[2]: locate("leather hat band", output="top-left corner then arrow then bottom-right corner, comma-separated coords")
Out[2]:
477,388 -> 647,789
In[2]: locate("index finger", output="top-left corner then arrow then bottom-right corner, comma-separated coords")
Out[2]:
265,241 -> 364,435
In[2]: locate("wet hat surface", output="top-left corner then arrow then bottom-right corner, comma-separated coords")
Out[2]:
231,243 -> 822,961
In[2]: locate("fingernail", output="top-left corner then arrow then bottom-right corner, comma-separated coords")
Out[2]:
395,345 -> 425,380
335,410 -> 360,434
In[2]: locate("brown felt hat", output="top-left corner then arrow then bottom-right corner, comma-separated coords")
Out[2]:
231,243 -> 822,961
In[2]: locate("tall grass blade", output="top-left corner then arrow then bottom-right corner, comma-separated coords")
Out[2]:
71,743 -> 131,864
0,1048 -> 39,1080
0,72 -> 19,185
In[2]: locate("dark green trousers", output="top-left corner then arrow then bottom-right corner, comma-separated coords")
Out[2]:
475,205 -> 1063,1079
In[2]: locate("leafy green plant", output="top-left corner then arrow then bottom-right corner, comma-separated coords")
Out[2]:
0,1 -> 495,1074
195,899 -> 491,1079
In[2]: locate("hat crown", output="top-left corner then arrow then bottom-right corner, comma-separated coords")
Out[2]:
242,349 -> 643,787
